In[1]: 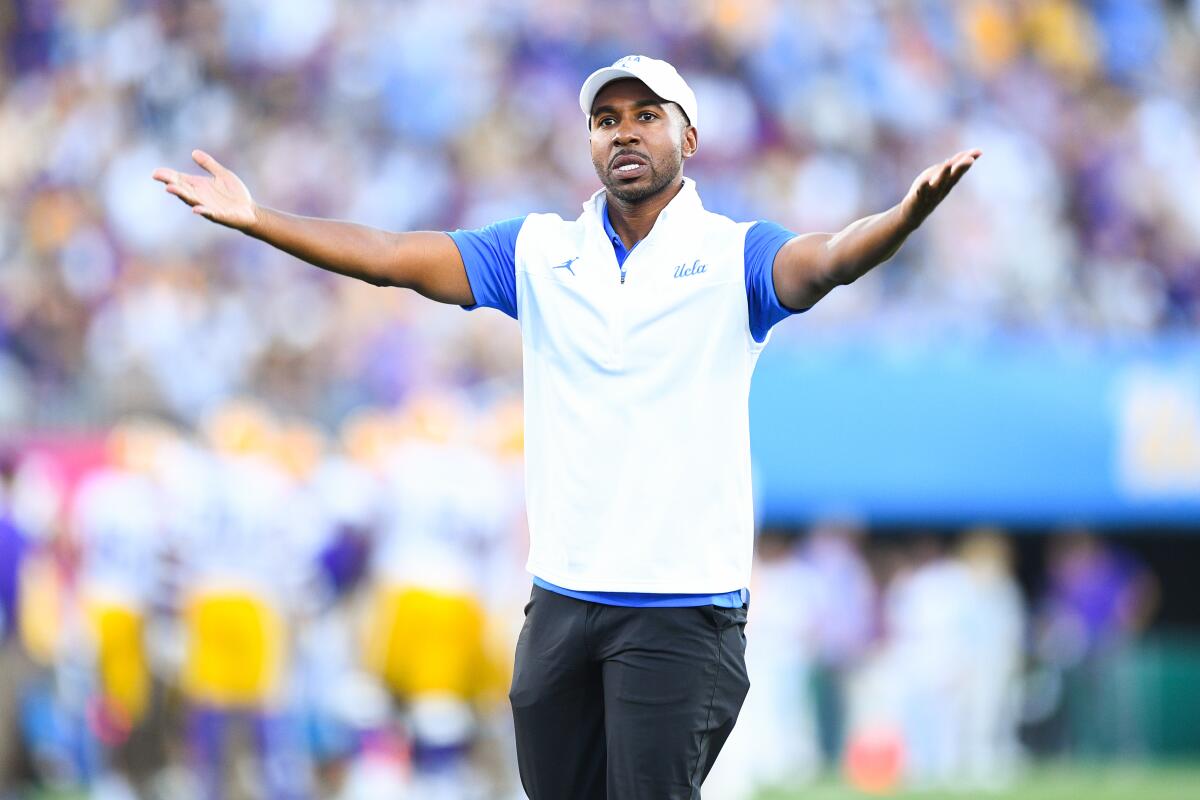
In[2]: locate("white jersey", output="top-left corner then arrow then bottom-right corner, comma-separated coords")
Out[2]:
309,456 -> 383,535
376,439 -> 512,597
162,449 -> 314,601
72,467 -> 164,607
515,179 -> 763,592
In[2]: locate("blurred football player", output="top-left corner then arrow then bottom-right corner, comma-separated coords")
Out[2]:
71,422 -> 175,793
364,395 -> 513,798
163,409 -> 315,800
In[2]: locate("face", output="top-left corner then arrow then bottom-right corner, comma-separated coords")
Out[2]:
589,79 -> 698,205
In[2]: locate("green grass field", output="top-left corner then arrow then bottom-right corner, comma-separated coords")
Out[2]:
19,763 -> 1200,799
755,764 -> 1200,800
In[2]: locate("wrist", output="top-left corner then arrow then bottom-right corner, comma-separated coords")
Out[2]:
245,203 -> 267,236
896,196 -> 924,234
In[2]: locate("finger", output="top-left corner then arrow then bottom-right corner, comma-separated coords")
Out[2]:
916,168 -> 936,195
192,149 -> 222,177
193,206 -> 212,219
927,159 -> 952,190
151,168 -> 178,185
179,174 -> 208,198
166,183 -> 197,206
949,153 -> 979,180
946,149 -> 981,177
943,160 -> 979,195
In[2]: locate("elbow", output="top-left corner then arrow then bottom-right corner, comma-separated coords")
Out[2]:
786,267 -> 848,312
355,271 -> 389,288
369,259 -> 414,289
816,265 -> 852,293
832,270 -> 857,288
823,256 -> 867,289
819,247 -> 862,288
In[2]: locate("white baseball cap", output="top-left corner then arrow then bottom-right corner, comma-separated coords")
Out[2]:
579,55 -> 699,129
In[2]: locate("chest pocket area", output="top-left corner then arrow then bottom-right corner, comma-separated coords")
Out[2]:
626,250 -> 737,307
622,253 -> 745,372
626,278 -> 742,370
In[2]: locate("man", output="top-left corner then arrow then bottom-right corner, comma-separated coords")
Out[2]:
154,55 -> 979,799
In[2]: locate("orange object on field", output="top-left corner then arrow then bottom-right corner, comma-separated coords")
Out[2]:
844,725 -> 905,795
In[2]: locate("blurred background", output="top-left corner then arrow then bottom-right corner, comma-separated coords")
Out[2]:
2,0 -> 1199,798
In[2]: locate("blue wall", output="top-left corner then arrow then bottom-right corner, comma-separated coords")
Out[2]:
749,338 -> 1200,527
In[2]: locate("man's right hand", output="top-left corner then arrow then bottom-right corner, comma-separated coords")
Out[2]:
153,150 -> 258,231
150,149 -> 475,304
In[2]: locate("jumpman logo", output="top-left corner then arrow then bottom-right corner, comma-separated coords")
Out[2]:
553,257 -> 578,276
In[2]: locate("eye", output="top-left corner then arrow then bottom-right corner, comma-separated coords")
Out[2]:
598,117 -> 615,127
639,111 -> 657,121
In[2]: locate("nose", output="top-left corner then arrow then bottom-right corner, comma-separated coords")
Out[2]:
611,118 -> 640,146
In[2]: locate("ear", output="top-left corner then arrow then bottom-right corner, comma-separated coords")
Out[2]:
681,125 -> 698,160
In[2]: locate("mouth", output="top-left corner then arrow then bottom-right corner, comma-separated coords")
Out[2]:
610,152 -> 649,180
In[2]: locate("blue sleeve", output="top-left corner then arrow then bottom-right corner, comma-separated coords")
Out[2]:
448,216 -> 526,319
745,220 -> 804,343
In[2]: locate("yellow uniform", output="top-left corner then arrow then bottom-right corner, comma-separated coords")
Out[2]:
73,468 -> 164,725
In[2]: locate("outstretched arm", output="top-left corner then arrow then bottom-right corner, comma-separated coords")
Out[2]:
771,149 -> 981,311
152,150 -> 475,305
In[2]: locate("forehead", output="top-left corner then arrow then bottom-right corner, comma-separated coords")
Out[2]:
590,78 -> 667,114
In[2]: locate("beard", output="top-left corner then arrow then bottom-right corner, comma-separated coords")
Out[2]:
593,144 -> 683,204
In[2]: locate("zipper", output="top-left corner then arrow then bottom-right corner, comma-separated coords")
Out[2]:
613,252 -> 625,365
607,234 -> 630,367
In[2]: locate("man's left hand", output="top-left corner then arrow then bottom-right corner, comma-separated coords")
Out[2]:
901,149 -> 982,230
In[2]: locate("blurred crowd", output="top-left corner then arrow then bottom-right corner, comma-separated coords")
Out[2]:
710,524 -> 1159,798
0,2 -> 1191,797
0,409 -> 1160,799
1,397 -> 531,800
2,0 -> 1200,431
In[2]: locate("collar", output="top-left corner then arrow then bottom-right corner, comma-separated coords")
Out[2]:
602,204 -> 624,250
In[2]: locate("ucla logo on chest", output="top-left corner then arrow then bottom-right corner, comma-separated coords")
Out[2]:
673,259 -> 707,279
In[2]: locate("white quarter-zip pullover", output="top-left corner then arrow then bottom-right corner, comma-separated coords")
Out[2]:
452,178 -> 801,593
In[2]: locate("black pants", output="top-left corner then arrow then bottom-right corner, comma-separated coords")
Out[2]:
509,585 -> 750,799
